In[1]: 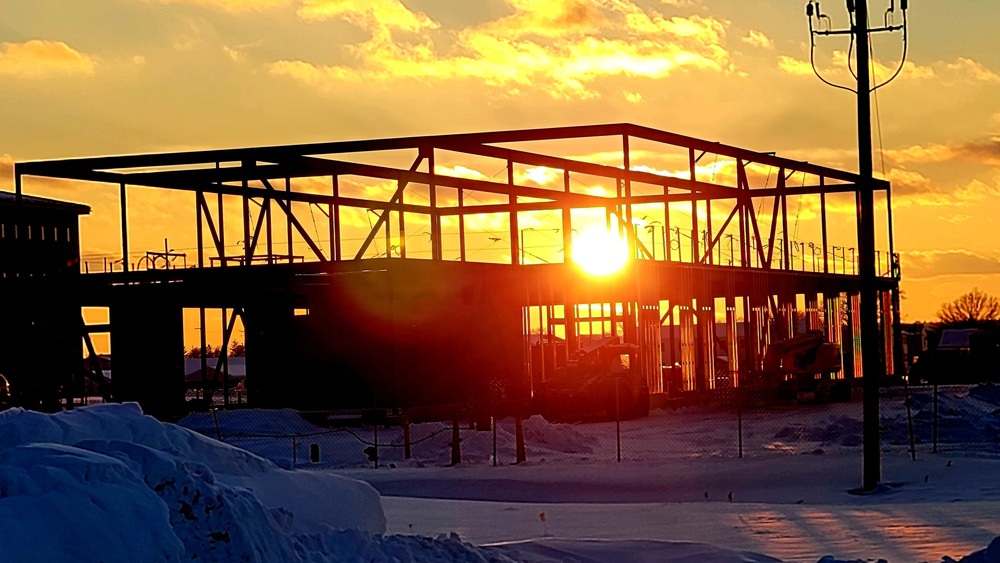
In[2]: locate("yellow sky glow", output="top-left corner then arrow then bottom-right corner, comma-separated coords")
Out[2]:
3,0 -> 1000,330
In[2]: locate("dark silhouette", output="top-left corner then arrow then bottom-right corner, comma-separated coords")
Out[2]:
938,288 -> 1000,328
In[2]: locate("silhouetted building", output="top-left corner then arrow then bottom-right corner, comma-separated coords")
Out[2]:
0,192 -> 89,410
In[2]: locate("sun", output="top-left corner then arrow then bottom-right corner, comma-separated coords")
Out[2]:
572,226 -> 630,277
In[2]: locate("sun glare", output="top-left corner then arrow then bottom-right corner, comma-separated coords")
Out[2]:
572,226 -> 630,277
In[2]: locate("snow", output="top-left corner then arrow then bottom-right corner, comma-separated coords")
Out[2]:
3,388 -> 1000,562
179,384 -> 1000,470
0,403 -> 388,562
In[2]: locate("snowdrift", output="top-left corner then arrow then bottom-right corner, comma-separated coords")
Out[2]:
0,403 -> 386,562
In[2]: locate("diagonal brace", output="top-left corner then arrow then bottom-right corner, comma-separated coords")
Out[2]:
354,153 -> 425,260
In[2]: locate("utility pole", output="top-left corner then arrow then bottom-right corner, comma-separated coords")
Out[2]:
854,0 -> 881,494
805,0 -> 908,492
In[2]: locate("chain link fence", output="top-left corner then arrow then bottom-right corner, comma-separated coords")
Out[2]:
177,382 -> 1000,469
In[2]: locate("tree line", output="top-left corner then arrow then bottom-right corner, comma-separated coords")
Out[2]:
184,341 -> 245,359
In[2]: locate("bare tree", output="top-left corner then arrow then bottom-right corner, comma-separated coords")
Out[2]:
937,288 -> 1000,327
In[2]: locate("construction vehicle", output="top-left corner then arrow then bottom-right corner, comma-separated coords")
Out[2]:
753,330 -> 849,403
0,374 -> 9,409
534,336 -> 650,421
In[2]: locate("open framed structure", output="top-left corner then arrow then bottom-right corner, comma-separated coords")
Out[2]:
12,123 -> 902,416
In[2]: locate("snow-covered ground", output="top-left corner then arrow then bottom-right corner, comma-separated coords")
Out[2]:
2,387 -> 998,562
178,385 -> 1000,470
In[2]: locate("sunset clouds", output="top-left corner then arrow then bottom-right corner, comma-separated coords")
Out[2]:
4,0 -> 1000,319
886,139 -> 1000,167
0,40 -> 95,77
270,0 -> 733,99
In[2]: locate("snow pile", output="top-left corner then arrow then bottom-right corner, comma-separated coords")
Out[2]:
4,403 -> 1000,562
943,536 -> 1000,563
0,443 -> 185,562
0,404 -> 393,562
883,384 -> 1000,451
772,415 -> 863,448
763,384 -> 1000,455
519,415 -> 597,455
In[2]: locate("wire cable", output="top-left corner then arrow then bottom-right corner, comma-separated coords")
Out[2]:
871,10 -> 908,92
870,17 -> 889,177
809,17 -> 857,94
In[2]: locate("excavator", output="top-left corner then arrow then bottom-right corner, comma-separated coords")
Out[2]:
753,330 -> 850,403
534,336 -> 650,421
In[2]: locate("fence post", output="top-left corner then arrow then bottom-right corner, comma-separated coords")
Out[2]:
492,415 -> 498,467
932,383 -> 939,454
737,386 -> 744,459
374,423 -> 379,469
402,413 -> 412,460
211,408 -> 222,442
903,376 -> 916,461
615,377 -> 621,463
515,413 -> 526,464
292,436 -> 297,466
450,416 -> 461,466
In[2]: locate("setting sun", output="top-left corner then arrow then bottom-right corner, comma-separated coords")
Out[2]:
572,226 -> 630,277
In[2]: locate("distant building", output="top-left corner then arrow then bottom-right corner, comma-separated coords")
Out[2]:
909,325 -> 1000,384
0,192 -> 88,278
0,192 -> 90,409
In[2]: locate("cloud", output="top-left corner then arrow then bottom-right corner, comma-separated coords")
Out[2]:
269,0 -> 733,99
474,0 -> 607,38
742,30 -> 772,49
145,0 -> 291,13
955,179 -> 1000,202
434,165 -> 488,180
777,51 -> 934,82
777,55 -> 812,76
945,58 -> 1000,83
878,168 -> 950,206
624,91 -> 643,104
0,40 -> 96,77
296,0 -> 438,32
939,214 -> 972,224
223,46 -> 244,62
900,250 -> 1000,280
885,138 -> 1000,167
873,167 -> 1000,208
0,154 -> 12,186
776,53 -> 1000,88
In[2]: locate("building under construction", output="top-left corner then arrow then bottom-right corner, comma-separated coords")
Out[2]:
6,124 -> 902,418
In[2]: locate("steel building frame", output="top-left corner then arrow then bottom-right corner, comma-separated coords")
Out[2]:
14,123 -> 902,414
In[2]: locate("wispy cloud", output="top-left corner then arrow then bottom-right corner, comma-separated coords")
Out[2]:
145,0 -> 291,13
885,138 -> 1000,167
296,0 -> 438,31
871,167 -> 1000,208
878,168 -> 951,206
777,51 -> 934,82
939,214 -> 972,224
777,55 -> 812,76
777,53 -> 1000,88
945,57 -> 1000,83
0,40 -> 96,77
742,29 -> 772,49
901,249 -> 1000,280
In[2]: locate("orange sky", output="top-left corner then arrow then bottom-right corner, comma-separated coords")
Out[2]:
3,0 -> 1000,328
